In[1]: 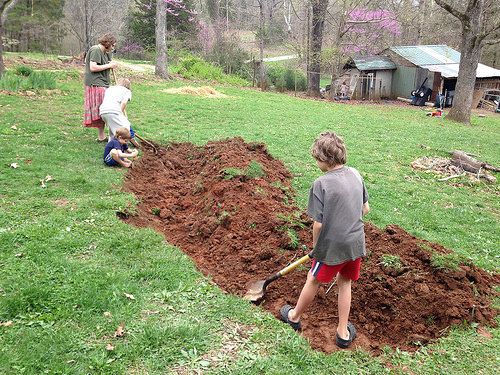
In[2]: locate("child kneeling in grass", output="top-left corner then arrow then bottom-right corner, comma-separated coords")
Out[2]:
103,127 -> 138,168
280,131 -> 370,349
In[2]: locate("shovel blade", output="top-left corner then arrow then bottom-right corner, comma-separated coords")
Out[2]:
243,280 -> 266,302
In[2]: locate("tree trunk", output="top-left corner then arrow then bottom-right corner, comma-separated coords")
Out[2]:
155,0 -> 168,78
307,0 -> 328,97
259,0 -> 265,90
212,0 -> 222,58
1,0 -> 21,78
446,2 -> 484,124
0,21 -> 4,78
435,0 -> 486,125
84,0 -> 91,51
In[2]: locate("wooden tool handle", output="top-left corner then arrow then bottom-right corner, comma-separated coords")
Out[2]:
279,252 -> 312,276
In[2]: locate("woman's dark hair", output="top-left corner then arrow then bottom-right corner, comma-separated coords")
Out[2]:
98,33 -> 116,49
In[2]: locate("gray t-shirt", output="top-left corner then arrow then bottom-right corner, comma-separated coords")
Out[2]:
307,166 -> 369,265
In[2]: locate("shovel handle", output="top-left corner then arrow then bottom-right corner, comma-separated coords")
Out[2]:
262,251 -> 313,292
279,252 -> 313,276
112,68 -> 118,84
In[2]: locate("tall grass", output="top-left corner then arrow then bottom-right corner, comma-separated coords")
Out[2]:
0,70 -> 57,91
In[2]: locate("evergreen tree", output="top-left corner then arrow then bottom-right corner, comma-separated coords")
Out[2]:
124,0 -> 196,51
3,0 -> 65,53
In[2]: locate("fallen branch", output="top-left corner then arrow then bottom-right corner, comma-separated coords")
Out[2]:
438,174 -> 464,182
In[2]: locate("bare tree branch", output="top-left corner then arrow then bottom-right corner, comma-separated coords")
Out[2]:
1,0 -> 20,24
434,0 -> 468,23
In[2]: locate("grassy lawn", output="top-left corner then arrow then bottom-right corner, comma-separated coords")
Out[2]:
0,63 -> 499,374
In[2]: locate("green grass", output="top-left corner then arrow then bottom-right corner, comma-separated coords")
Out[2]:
0,60 -> 499,374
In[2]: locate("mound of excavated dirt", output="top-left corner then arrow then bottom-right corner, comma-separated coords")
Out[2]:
122,137 -> 499,354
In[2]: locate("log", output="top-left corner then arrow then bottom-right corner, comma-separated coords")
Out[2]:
451,150 -> 500,173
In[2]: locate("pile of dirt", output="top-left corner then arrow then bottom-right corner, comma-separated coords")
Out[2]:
122,137 -> 499,354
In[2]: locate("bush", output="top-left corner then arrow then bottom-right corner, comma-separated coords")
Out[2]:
266,66 -> 307,91
173,56 -> 248,86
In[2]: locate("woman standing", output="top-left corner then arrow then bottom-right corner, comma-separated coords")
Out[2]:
84,33 -> 118,142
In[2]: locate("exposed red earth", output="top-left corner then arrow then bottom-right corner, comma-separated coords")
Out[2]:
121,137 -> 499,354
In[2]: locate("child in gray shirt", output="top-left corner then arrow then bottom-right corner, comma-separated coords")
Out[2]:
280,131 -> 369,349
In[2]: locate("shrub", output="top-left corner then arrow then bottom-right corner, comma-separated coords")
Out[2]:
280,226 -> 300,249
378,254 -> 402,270
220,168 -> 244,180
284,69 -> 307,91
431,253 -> 462,272
173,56 -> 248,86
266,66 -> 307,91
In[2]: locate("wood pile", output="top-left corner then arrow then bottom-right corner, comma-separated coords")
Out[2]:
411,151 -> 498,184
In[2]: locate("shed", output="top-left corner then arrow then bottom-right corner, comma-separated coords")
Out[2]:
341,55 -> 396,100
382,45 -> 500,105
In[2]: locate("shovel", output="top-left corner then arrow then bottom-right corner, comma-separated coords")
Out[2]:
243,251 -> 313,302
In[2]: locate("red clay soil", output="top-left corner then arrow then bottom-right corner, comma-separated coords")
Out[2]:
121,137 -> 499,355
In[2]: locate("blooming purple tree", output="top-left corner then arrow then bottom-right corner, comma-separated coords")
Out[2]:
323,6 -> 402,100
342,8 -> 402,56
120,40 -> 145,59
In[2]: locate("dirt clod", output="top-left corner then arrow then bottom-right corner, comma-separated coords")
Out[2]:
123,137 -> 499,354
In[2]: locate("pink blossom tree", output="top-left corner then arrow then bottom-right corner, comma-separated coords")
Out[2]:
324,6 -> 402,99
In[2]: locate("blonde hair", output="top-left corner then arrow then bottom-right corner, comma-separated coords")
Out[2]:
117,78 -> 131,90
115,127 -> 131,140
311,131 -> 346,166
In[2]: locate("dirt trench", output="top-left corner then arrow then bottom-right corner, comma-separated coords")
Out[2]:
121,137 -> 499,354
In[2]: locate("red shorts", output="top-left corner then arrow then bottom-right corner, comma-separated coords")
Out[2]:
310,257 -> 362,282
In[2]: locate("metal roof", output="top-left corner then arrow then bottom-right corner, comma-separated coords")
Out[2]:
389,45 -> 500,78
352,55 -> 396,71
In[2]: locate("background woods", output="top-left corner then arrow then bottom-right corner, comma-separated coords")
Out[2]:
2,0 -> 499,70
1,0 -> 499,121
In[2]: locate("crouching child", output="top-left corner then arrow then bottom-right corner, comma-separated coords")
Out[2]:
103,127 -> 138,168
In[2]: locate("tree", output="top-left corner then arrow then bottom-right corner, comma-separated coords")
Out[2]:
0,0 -> 20,78
308,0 -> 328,97
259,0 -> 265,89
154,0 -> 197,78
124,0 -> 196,52
63,0 -> 127,53
156,0 -> 168,77
434,0 -> 500,124
2,0 -> 65,53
